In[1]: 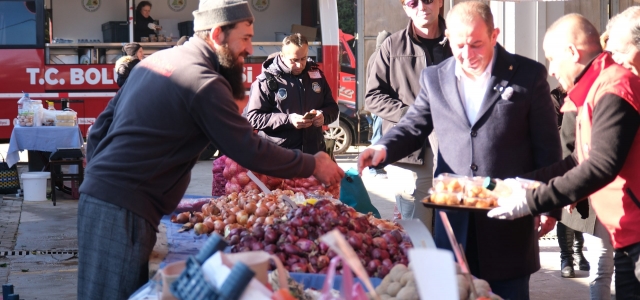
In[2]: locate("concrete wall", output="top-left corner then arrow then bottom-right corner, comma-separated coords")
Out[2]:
49,0 -> 199,41
362,0 -> 408,72
249,0 -> 302,42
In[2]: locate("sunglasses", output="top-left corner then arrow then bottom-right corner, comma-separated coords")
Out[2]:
404,0 -> 435,9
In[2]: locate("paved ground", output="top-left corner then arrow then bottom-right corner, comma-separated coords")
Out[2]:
0,145 -> 614,299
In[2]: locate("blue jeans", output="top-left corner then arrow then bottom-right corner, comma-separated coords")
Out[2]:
583,219 -> 614,300
370,114 -> 383,144
614,241 -> 640,299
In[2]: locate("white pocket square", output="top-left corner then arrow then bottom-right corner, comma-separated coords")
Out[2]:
501,86 -> 514,100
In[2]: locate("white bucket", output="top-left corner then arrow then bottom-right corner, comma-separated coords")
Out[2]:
21,172 -> 50,201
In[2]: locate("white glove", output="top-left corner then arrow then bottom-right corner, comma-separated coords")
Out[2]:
147,23 -> 157,30
487,178 -> 531,220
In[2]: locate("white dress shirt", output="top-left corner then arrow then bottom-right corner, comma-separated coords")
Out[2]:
455,58 -> 494,125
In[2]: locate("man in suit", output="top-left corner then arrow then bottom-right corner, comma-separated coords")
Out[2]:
358,1 -> 561,299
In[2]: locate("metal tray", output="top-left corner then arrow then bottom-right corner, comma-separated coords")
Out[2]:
421,201 -> 494,212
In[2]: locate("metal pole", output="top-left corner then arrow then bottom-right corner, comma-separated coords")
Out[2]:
129,0 -> 134,43
356,0 -> 365,112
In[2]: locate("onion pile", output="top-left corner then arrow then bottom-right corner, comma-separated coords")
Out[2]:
218,156 -> 339,198
211,156 -> 228,196
226,199 -> 412,278
171,190 -> 294,236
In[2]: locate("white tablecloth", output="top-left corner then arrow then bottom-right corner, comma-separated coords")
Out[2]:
6,126 -> 84,167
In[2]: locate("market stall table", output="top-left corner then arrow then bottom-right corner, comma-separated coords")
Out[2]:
6,125 -> 84,170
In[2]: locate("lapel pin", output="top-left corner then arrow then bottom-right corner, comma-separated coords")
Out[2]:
508,65 -> 513,71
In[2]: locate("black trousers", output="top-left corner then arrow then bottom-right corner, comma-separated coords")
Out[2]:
614,242 -> 640,299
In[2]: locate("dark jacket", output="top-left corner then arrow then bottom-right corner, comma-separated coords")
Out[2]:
365,17 -> 452,164
115,56 -> 140,87
81,37 -> 316,229
378,44 -> 562,281
246,54 -> 339,155
549,88 -> 594,230
134,12 -> 155,42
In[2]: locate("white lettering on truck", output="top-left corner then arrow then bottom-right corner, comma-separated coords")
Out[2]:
243,66 -> 253,83
45,68 -> 61,85
26,67 -> 116,86
26,68 -> 40,84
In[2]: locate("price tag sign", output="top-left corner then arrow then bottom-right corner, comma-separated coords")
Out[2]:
397,219 -> 436,249
408,248 -> 459,300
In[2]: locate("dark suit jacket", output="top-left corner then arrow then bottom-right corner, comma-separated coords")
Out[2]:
377,44 -> 562,281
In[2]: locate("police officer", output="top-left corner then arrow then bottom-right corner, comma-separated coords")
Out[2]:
246,33 -> 339,154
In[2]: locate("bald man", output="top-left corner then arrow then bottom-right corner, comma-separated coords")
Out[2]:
489,13 -> 640,298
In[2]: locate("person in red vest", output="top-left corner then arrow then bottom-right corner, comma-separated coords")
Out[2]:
488,13 -> 640,297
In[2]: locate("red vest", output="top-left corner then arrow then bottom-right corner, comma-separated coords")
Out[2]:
564,52 -> 640,249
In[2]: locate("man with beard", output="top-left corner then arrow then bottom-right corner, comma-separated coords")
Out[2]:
246,33 -> 339,155
77,1 -> 344,299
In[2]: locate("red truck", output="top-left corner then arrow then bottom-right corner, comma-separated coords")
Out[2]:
0,0 -> 367,155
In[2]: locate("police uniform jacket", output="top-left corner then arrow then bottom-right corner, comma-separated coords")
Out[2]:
246,54 -> 339,155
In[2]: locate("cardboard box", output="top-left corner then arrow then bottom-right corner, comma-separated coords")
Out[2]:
290,24 -> 317,41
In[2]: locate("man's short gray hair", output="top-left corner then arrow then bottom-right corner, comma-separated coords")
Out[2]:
446,1 -> 494,36
607,6 -> 640,50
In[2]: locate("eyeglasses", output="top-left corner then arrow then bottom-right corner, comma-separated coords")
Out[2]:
404,0 -> 435,9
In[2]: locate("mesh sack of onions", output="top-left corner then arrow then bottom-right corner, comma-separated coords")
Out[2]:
222,157 -> 339,198
212,156 -> 228,196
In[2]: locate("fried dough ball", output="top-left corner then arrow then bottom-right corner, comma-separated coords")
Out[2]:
446,194 -> 460,205
447,179 -> 463,193
463,197 -> 478,207
435,181 -> 447,193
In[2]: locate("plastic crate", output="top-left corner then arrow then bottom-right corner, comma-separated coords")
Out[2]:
178,21 -> 194,38
102,21 -> 129,43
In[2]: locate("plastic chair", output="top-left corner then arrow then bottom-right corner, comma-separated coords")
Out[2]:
49,148 -> 84,206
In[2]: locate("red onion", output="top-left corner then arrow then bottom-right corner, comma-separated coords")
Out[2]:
295,238 -> 317,252
366,259 -> 381,274
250,241 -> 264,251
289,218 -> 303,227
285,234 -> 299,244
290,263 -> 308,273
390,229 -> 404,243
378,265 -> 390,278
287,255 -> 301,265
317,255 -> 330,269
372,237 -> 388,250
283,243 -> 302,255
372,248 -> 383,260
252,226 -> 264,239
228,235 -> 240,246
264,244 -> 277,254
296,227 -> 308,239
382,232 -> 399,246
348,234 -> 363,249
263,229 -> 278,244
382,258 -> 394,270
